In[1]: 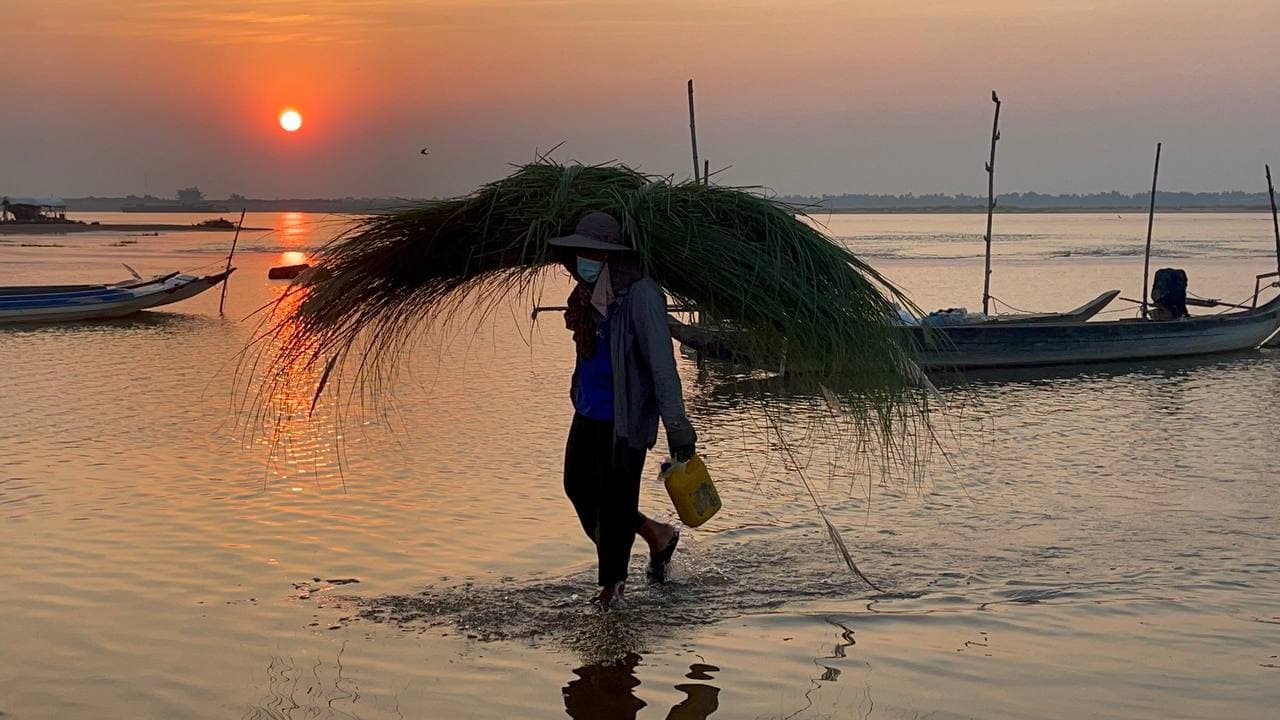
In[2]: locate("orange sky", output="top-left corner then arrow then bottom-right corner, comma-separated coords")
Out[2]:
3,1 -> 1280,198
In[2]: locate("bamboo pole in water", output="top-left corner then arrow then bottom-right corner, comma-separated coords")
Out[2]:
218,208 -> 245,316
688,79 -> 701,183
981,91 -> 1001,316
1141,143 -> 1162,319
688,82 -> 706,351
1267,164 -> 1280,278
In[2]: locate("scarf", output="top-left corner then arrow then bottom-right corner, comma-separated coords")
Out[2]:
565,281 -> 600,359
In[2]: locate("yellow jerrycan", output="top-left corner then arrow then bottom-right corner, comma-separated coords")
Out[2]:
660,454 -> 721,528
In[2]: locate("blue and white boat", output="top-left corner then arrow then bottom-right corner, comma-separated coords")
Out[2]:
0,269 -> 234,324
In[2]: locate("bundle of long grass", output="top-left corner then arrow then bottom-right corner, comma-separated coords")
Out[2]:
257,160 -> 929,428
246,160 -> 941,583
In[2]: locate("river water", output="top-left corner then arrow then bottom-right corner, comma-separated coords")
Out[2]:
1,212 -> 1277,719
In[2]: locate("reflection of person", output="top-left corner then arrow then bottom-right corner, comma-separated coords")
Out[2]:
550,212 -> 696,609
668,682 -> 720,720
561,655 -> 721,720
562,653 -> 646,720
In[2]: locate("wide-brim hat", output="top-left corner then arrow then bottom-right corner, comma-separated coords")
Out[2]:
548,212 -> 633,252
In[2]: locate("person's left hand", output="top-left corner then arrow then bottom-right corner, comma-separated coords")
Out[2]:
672,444 -> 696,462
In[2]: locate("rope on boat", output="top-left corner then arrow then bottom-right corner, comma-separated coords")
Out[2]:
987,295 -> 1041,316
1207,286 -> 1278,316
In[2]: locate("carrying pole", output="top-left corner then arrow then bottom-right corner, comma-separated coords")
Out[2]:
1141,143 -> 1162,319
218,208 -> 245,316
688,79 -> 701,183
981,91 -> 1001,315
1267,164 -> 1280,279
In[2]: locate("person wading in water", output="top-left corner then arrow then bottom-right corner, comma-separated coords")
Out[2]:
549,212 -> 695,610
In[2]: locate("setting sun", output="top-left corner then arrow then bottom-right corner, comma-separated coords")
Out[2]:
279,109 -> 302,132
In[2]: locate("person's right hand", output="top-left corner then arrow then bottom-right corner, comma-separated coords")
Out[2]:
673,444 -> 696,462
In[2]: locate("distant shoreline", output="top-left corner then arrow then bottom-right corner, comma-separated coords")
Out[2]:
51,204 -> 1280,217
48,193 -> 1280,216
0,222 -> 269,235
799,205 -> 1279,215
62,198 -> 416,214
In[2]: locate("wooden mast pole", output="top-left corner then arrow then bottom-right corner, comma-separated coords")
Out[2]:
981,90 -> 1001,316
218,208 -> 246,316
1267,164 -> 1280,278
688,79 -> 701,183
687,79 -> 706,357
1141,142 -> 1162,319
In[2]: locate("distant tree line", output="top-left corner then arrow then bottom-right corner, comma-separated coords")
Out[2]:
64,194 -> 421,213
781,190 -> 1278,211
58,189 -> 1279,213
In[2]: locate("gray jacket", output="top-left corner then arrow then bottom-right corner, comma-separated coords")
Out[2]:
570,276 -> 697,452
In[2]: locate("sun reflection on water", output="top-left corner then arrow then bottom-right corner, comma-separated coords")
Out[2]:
280,211 -> 310,247
280,250 -> 309,266
240,283 -> 344,490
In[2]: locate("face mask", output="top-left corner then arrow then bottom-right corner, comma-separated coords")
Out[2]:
576,257 -> 604,283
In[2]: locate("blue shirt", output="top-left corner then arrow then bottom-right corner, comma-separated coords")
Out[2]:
573,314 -> 614,421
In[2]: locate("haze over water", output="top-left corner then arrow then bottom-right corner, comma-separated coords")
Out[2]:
2,213 -> 1277,719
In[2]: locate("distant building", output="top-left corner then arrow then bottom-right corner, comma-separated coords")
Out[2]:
1,196 -> 67,222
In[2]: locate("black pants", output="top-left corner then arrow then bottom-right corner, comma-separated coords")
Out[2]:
563,414 -> 648,587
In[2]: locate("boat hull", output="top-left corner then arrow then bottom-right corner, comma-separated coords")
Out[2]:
0,270 -> 233,324
669,295 -> 1280,371
912,297 -> 1280,369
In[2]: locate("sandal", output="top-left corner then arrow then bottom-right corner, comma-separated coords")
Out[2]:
646,530 -> 680,584
591,581 -> 626,610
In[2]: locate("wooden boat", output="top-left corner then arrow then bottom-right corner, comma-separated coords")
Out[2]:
267,263 -> 311,280
673,289 -> 1118,361
908,294 -> 1280,369
669,293 -> 1280,371
0,269 -> 234,324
